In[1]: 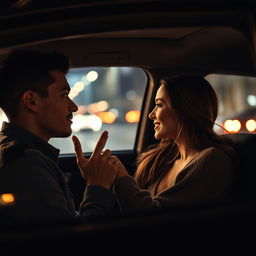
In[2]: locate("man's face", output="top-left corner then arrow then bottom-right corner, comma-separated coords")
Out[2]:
36,70 -> 78,141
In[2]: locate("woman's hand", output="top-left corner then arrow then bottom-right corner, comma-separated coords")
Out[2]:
72,131 -> 119,190
115,157 -> 130,179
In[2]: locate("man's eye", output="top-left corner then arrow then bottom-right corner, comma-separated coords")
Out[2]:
156,103 -> 162,107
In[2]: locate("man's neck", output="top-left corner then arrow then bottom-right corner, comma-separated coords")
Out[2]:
10,118 -> 50,142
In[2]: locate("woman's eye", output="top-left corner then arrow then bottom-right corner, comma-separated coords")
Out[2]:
155,103 -> 162,107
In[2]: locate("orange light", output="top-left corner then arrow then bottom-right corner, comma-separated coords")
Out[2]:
97,111 -> 116,124
224,119 -> 241,133
246,119 -> 256,132
0,193 -> 15,206
125,110 -> 140,123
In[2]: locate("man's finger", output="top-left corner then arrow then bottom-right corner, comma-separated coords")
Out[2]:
72,135 -> 84,162
91,131 -> 108,157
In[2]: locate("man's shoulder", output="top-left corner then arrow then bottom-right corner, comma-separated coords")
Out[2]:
0,140 -> 49,167
0,141 -> 28,167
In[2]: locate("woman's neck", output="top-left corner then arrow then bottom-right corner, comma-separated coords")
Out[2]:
177,143 -> 199,162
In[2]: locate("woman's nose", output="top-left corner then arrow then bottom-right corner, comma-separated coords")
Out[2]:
148,109 -> 155,120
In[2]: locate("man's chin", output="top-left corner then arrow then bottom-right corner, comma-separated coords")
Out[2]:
55,130 -> 72,138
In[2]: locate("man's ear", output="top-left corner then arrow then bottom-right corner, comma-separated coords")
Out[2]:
22,90 -> 40,112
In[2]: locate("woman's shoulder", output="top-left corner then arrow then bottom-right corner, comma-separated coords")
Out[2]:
200,146 -> 224,155
199,146 -> 237,165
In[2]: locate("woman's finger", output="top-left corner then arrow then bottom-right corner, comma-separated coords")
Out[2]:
101,149 -> 112,158
109,155 -> 118,164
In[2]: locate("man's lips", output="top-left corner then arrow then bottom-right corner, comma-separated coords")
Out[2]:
67,114 -> 73,123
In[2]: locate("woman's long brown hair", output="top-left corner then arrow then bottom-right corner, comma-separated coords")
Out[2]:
134,75 -> 233,189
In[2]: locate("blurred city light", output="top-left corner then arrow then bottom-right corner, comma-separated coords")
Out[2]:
246,119 -> 256,132
247,95 -> 256,106
125,110 -> 140,123
71,114 -> 102,132
86,71 -> 98,82
96,101 -> 109,112
0,193 -> 15,206
97,111 -> 116,124
224,119 -> 241,133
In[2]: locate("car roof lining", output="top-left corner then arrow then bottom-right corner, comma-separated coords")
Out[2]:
0,26 -> 255,77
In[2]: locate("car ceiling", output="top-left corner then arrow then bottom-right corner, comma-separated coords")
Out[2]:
0,0 -> 256,77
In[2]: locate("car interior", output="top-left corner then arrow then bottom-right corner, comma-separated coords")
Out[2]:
0,0 -> 256,251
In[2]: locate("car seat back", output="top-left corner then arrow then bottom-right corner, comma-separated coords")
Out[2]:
221,133 -> 256,198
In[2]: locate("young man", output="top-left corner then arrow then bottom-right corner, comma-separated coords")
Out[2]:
0,49 -> 118,223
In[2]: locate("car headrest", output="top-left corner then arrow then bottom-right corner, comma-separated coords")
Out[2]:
220,133 -> 256,197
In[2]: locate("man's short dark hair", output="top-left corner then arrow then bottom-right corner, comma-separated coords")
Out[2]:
0,49 -> 69,119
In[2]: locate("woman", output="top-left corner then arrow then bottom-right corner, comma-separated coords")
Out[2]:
73,75 -> 237,215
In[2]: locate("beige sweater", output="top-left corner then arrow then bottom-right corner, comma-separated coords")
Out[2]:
113,147 -> 236,214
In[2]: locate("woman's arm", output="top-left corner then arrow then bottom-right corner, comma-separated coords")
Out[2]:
113,147 -> 235,214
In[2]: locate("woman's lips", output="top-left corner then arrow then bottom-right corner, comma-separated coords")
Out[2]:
154,122 -> 160,129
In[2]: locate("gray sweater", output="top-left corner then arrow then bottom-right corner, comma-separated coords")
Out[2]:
113,147 -> 235,214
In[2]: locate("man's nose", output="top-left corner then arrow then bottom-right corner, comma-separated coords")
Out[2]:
69,99 -> 78,112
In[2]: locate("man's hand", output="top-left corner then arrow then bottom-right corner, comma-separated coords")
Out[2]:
72,131 -> 119,189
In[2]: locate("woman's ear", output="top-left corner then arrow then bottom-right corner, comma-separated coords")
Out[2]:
22,90 -> 39,112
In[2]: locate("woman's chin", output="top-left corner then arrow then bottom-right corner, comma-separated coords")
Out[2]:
154,133 -> 161,140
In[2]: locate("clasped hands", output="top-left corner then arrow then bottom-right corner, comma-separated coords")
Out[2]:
72,131 -> 128,190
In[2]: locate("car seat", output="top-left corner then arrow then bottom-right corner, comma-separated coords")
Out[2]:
221,133 -> 256,198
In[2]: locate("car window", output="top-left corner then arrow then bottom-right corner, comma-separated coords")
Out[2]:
1,72 -> 254,154
49,67 -> 148,154
206,74 -> 256,134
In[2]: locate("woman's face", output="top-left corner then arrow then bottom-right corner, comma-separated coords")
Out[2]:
148,84 -> 179,140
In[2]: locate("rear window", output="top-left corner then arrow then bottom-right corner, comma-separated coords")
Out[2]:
49,67 -> 148,154
206,74 -> 256,135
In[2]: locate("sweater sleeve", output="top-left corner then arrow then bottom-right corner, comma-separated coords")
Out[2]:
113,147 -> 235,215
0,149 -> 118,223
79,185 -> 117,221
